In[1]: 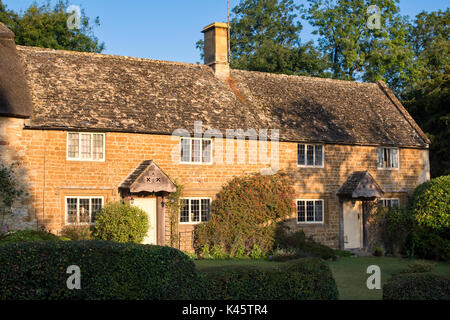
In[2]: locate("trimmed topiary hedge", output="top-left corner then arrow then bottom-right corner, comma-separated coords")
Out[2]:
383,273 -> 450,300
93,201 -> 149,243
0,230 -> 64,243
199,258 -> 338,300
0,241 -> 203,300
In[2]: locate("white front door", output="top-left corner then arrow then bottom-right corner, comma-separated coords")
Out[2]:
132,197 -> 157,245
343,201 -> 362,249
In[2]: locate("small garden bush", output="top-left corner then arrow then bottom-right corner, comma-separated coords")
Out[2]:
60,225 -> 93,240
194,172 -> 295,258
383,273 -> 450,300
0,241 -> 203,300
399,261 -> 436,274
199,258 -> 338,300
93,201 -> 149,243
274,227 -> 337,260
0,230 -> 63,243
377,207 -> 414,256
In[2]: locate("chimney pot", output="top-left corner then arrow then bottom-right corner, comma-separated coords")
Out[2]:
202,22 -> 230,80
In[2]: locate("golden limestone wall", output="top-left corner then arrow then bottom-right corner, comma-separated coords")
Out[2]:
0,121 -> 430,249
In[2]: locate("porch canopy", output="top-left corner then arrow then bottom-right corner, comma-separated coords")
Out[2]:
119,160 -> 176,195
337,171 -> 384,200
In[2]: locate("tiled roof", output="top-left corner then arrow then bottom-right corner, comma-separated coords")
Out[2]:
12,45 -> 429,148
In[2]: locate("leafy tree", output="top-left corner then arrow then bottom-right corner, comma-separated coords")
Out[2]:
302,0 -> 413,91
197,0 -> 329,76
0,0 -> 104,53
402,10 -> 450,177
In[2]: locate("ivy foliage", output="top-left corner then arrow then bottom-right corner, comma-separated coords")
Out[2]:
194,172 -> 295,257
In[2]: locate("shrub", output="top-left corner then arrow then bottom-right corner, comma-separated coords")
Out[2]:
194,172 -> 295,257
399,261 -> 436,274
377,207 -> 414,256
412,175 -> 450,232
200,258 -> 338,300
274,227 -> 337,260
60,225 -> 92,240
0,241 -> 203,300
383,273 -> 450,300
93,201 -> 149,243
0,230 -> 62,243
404,176 -> 450,261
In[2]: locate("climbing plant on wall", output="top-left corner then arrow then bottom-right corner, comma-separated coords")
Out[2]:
0,162 -> 24,233
165,181 -> 184,248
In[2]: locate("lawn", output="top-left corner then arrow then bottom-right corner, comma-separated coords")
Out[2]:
194,257 -> 450,300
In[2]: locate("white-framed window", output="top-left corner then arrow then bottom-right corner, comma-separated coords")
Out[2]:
179,198 -> 211,224
297,199 -> 324,223
378,198 -> 400,209
180,137 -> 212,164
297,144 -> 324,167
377,147 -> 399,169
65,196 -> 104,225
67,132 -> 105,161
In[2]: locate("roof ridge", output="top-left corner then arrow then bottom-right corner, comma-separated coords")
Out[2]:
231,68 -> 376,86
16,45 -> 208,69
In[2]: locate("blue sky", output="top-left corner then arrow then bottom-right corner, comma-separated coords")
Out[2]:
3,0 -> 449,63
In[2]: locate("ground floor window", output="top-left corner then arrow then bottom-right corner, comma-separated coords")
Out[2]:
378,198 -> 400,208
297,199 -> 324,223
179,198 -> 211,224
65,196 -> 104,225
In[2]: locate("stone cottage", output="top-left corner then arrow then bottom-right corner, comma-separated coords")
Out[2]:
0,22 -> 430,251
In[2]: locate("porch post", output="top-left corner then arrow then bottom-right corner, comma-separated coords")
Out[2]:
362,201 -> 369,250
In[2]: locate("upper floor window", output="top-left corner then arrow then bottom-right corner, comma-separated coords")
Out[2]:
65,196 -> 103,225
179,198 -> 211,224
377,147 -> 398,169
67,132 -> 105,161
297,199 -> 324,223
378,198 -> 400,209
180,137 -> 212,164
297,144 -> 324,167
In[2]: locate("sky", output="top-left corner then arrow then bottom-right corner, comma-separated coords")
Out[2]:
3,0 -> 449,64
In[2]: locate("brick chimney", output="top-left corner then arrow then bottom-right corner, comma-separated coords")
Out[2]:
201,22 -> 230,80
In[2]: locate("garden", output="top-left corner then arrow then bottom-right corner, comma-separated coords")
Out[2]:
0,166 -> 449,300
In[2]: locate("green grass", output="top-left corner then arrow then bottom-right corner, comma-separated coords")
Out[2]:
328,256 -> 450,300
194,257 -> 450,300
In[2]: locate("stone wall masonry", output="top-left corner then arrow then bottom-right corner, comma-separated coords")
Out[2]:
0,120 -> 430,249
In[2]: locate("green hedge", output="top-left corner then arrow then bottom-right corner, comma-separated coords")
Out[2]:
0,230 -> 64,243
199,258 -> 338,300
0,241 -> 202,300
383,273 -> 450,300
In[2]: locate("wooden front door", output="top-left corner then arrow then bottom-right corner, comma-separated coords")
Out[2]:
343,201 -> 362,249
132,197 -> 157,245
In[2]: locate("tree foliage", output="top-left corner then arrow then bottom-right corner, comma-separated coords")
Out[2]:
402,10 -> 450,177
0,0 -> 104,53
302,0 -> 413,92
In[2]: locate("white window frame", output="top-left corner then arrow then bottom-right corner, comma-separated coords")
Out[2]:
179,197 -> 212,224
179,137 -> 213,165
377,147 -> 399,170
64,196 -> 104,225
296,199 -> 325,224
378,198 -> 400,209
297,144 -> 325,168
66,132 -> 105,162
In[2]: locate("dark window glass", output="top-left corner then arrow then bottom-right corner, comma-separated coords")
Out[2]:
297,201 -> 305,222
297,144 -> 305,165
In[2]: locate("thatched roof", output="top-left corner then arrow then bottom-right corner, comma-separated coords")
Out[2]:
0,29 -> 428,148
0,23 -> 32,118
